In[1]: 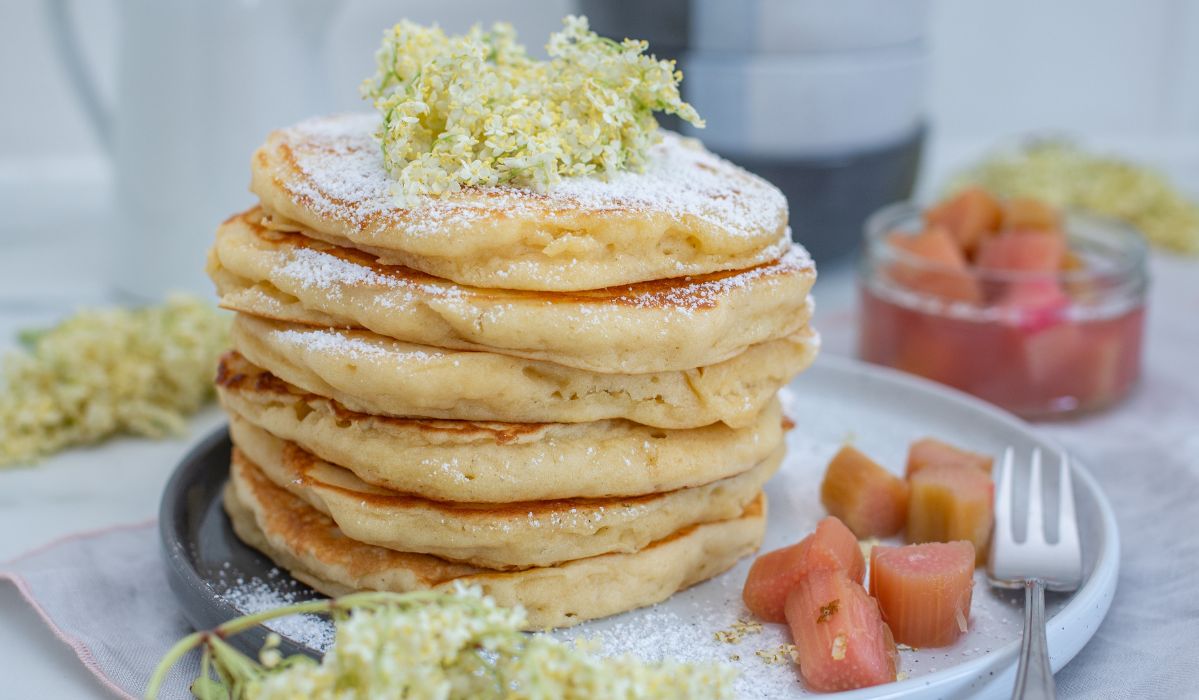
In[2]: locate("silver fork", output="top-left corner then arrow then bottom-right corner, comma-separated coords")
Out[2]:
988,448 -> 1083,700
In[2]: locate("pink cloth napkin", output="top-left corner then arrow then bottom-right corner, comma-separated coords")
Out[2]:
0,522 -> 197,700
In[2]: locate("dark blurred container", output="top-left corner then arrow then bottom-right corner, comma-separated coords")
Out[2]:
580,0 -> 690,132
728,130 -> 924,263
578,0 -> 929,266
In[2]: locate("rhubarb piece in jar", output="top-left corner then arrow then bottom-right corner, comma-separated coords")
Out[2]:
924,187 -> 1003,255
886,226 -> 982,303
870,541 -> 975,648
1001,197 -> 1061,232
1002,277 -> 1071,317
907,464 -> 994,564
742,516 -> 865,623
975,230 -> 1067,275
1021,318 -> 1129,409
820,446 -> 909,538
905,437 -> 993,479
785,569 -> 899,692
975,230 -> 1070,311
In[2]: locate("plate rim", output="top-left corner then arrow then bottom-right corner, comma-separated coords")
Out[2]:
158,428 -> 324,658
158,354 -> 1120,696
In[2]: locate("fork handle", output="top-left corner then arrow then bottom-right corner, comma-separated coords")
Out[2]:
1012,578 -> 1056,700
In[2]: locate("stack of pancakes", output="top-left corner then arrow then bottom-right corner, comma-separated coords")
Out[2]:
207,114 -> 818,629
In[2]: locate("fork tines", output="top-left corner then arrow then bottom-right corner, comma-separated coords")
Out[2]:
989,447 -> 1083,591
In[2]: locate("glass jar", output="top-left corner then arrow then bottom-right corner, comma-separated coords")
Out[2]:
857,201 -> 1148,419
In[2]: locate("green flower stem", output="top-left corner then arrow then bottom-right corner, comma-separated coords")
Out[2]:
149,587 -> 738,699
145,591 -> 494,699
147,631 -> 206,699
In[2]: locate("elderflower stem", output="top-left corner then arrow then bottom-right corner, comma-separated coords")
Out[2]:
151,587 -> 737,699
145,631 -> 207,700
145,590 -> 496,699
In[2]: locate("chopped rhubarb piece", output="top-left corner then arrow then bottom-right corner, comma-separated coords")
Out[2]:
1001,197 -> 1060,231
907,464 -> 994,564
785,570 -> 899,692
889,226 -> 968,267
976,230 -> 1066,273
1022,319 -> 1134,409
1003,278 -> 1071,318
924,187 -> 1003,254
976,230 -> 1070,311
905,437 -> 993,479
887,226 -> 982,303
870,541 -> 976,647
743,516 -> 865,622
821,446 -> 909,538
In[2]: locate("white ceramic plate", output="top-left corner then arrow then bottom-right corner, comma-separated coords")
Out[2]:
184,355 -> 1118,697
553,355 -> 1119,698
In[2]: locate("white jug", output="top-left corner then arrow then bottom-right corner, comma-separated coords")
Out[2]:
47,0 -> 341,301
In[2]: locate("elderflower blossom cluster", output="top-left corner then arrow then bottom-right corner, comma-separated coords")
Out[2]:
952,140 -> 1199,253
361,15 -> 704,200
0,294 -> 229,465
248,588 -> 735,700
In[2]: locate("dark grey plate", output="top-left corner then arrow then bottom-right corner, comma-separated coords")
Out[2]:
158,425 -> 326,659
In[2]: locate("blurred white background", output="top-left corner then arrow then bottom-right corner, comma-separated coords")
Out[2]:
1,0 -> 1197,308
4,0 -> 1196,163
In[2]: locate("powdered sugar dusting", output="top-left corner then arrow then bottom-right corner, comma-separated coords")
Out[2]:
270,326 -> 438,362
550,582 -> 801,698
280,247 -> 396,296
269,230 -> 811,318
621,242 -> 812,314
273,114 -> 787,238
217,568 -> 335,652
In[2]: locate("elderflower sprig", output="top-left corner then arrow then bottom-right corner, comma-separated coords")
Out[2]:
147,587 -> 736,700
950,139 -> 1199,254
0,294 -> 230,466
361,15 -> 704,201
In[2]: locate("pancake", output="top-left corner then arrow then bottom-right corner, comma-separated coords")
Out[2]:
250,114 -> 791,291
216,352 -> 788,502
230,313 -> 820,429
209,209 -> 815,374
230,418 -> 780,569
225,455 -> 767,629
